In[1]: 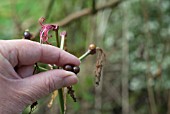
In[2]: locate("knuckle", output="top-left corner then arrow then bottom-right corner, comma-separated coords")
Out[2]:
44,76 -> 56,93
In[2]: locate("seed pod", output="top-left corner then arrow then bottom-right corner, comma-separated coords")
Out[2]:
24,31 -> 32,40
63,64 -> 73,71
89,44 -> 96,54
73,66 -> 80,74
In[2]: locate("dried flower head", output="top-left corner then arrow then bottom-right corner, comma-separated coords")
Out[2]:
67,86 -> 77,102
78,44 -> 105,85
39,17 -> 58,43
60,31 -> 67,37
95,47 -> 106,85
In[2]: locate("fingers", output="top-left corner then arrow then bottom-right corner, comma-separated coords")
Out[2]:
18,69 -> 78,101
0,40 -> 80,67
16,65 -> 34,78
0,53 -> 21,79
39,43 -> 80,66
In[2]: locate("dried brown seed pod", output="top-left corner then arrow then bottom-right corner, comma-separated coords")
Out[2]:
67,86 -> 76,102
94,47 -> 106,85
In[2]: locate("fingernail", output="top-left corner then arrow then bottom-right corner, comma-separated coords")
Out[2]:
63,75 -> 78,87
65,71 -> 76,77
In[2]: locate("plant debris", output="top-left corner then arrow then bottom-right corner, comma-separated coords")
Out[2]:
94,47 -> 106,85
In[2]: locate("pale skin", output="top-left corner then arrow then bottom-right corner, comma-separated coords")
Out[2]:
0,40 -> 80,114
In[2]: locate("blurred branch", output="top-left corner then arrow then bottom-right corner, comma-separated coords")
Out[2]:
10,0 -> 23,34
167,89 -> 170,114
140,0 -> 158,114
51,0 -> 121,26
44,0 -> 55,19
121,3 -> 129,114
92,0 -> 97,14
34,0 -> 121,40
94,1 -> 113,113
105,83 -> 136,114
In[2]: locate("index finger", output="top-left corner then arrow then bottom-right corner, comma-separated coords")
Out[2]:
0,40 -> 80,67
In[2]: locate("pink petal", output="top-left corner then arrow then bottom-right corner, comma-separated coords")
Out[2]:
39,17 -> 58,43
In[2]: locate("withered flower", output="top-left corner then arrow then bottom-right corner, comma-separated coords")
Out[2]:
39,17 -> 58,43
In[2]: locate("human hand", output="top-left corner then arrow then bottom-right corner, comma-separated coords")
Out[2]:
0,40 -> 80,114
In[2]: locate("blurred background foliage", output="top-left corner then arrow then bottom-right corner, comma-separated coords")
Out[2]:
0,0 -> 170,114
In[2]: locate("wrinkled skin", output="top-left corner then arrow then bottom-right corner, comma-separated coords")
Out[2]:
0,40 -> 80,114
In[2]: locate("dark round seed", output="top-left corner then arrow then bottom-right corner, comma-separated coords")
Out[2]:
73,66 -> 80,74
63,65 -> 73,71
24,31 -> 32,40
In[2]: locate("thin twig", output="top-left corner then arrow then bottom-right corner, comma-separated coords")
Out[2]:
34,0 -> 121,39
55,29 -> 60,47
51,0 -> 121,26
140,0 -> 158,114
44,0 -> 55,19
121,3 -> 129,114
10,0 -> 23,34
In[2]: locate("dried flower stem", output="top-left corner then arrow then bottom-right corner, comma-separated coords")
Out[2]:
55,28 -> 60,47
47,64 -> 58,108
48,91 -> 58,108
79,50 -> 91,61
58,31 -> 67,114
60,35 -> 65,50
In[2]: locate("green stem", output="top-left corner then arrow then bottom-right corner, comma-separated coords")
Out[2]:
58,34 -> 65,114
55,29 -> 60,47
60,36 -> 65,49
58,89 -> 64,114
38,66 -> 48,71
79,50 -> 91,61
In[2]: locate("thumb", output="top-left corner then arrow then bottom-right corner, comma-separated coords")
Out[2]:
18,69 -> 78,103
